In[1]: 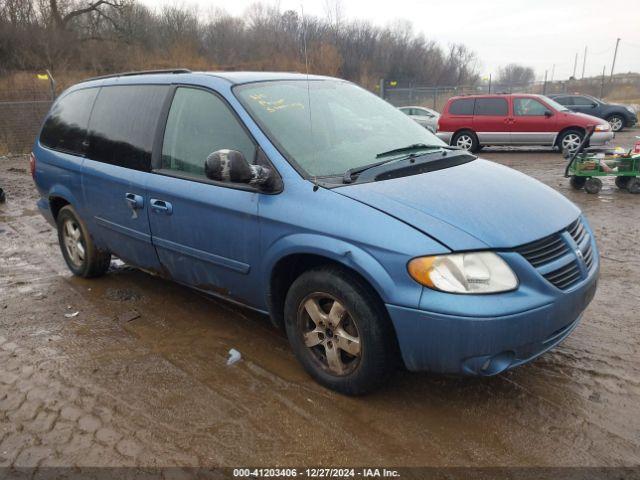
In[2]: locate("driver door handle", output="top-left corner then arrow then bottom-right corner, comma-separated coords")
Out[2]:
125,193 -> 144,210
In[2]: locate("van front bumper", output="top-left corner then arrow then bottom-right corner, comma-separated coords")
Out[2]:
590,131 -> 615,146
386,268 -> 598,375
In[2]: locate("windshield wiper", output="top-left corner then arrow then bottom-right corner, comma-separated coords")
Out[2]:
343,144 -> 458,184
343,157 -> 401,184
375,143 -> 457,158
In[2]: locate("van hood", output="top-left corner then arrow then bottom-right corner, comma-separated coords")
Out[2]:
335,158 -> 580,251
567,111 -> 609,125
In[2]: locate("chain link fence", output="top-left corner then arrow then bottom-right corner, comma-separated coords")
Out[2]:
0,86 -> 53,156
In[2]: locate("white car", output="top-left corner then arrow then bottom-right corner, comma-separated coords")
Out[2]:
398,106 -> 440,133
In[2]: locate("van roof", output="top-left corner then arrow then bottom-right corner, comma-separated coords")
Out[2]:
448,93 -> 548,101
82,69 -> 335,86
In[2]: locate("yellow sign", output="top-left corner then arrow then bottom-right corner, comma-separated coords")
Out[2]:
389,80 -> 398,87
36,74 -> 49,80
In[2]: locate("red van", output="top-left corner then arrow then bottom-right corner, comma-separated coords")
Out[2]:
436,94 -> 614,153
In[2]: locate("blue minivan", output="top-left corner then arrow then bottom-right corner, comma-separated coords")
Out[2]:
32,70 -> 599,395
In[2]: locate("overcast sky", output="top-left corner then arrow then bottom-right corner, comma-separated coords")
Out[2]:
139,0 -> 640,80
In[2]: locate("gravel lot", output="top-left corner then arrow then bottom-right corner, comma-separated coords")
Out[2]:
1,129 -> 639,469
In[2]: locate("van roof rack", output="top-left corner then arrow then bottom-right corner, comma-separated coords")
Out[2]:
86,68 -> 192,81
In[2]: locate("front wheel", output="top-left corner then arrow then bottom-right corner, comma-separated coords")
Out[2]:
584,177 -> 603,194
57,205 -> 111,277
558,130 -> 584,154
284,266 -> 396,395
615,176 -> 631,189
627,177 -> 640,194
452,131 -> 479,153
607,114 -> 625,132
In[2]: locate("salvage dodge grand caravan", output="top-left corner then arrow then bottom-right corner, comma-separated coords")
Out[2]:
32,70 -> 599,395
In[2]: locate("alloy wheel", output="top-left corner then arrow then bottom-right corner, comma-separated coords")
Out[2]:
455,134 -> 473,150
608,116 -> 623,132
62,218 -> 86,268
298,293 -> 361,376
561,133 -> 582,153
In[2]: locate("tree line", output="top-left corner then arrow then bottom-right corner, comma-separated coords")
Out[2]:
0,0 -> 482,89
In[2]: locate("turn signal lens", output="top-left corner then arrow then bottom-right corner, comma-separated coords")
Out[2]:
408,252 -> 518,294
595,124 -> 610,132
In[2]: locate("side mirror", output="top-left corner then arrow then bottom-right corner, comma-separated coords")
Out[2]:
544,109 -> 553,117
204,149 -> 273,188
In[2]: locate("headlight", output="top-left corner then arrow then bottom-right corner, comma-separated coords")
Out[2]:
408,252 -> 518,294
626,106 -> 636,114
595,124 -> 610,132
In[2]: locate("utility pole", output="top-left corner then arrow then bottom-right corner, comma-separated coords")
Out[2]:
610,38 -> 621,79
488,73 -> 492,94
543,70 -> 548,95
573,53 -> 578,78
600,65 -> 606,98
581,46 -> 587,79
551,64 -> 555,82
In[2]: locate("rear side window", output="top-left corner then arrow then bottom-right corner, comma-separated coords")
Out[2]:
87,85 -> 169,171
40,88 -> 98,155
161,87 -> 255,178
554,96 -> 573,106
474,98 -> 508,116
449,98 -> 474,115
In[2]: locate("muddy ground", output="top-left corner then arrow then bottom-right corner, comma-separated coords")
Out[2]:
1,130 -> 639,469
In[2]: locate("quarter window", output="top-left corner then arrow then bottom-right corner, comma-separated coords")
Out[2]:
449,98 -> 475,115
513,98 -> 549,116
474,98 -> 508,116
87,85 -> 169,171
161,88 -> 255,178
40,88 -> 98,155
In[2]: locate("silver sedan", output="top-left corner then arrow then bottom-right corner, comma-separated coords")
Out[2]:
398,106 -> 439,133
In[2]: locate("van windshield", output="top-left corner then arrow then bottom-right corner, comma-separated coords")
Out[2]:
234,80 -> 446,178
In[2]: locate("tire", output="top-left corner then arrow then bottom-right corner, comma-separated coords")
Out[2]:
570,176 -> 586,190
57,205 -> 111,278
452,130 -> 479,153
557,130 -> 584,154
627,177 -> 640,194
584,177 -> 602,195
615,176 -> 631,189
606,114 -> 625,132
284,265 -> 396,395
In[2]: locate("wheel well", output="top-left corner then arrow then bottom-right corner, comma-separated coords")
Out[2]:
451,129 -> 477,145
555,127 -> 585,146
49,196 -> 70,220
269,254 -> 383,329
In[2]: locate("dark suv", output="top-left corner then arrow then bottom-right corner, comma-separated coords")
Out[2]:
548,94 -> 637,132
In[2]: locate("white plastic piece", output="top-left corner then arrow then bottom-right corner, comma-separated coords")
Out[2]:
226,348 -> 241,366
64,311 -> 79,318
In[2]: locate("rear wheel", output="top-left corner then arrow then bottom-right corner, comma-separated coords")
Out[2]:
627,177 -> 640,194
57,205 -> 111,277
584,177 -> 602,194
570,176 -> 587,190
284,265 -> 396,395
452,131 -> 479,153
606,114 -> 625,132
558,130 -> 584,154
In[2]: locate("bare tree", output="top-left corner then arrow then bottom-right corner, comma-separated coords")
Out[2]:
48,0 -> 128,31
497,63 -> 535,87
